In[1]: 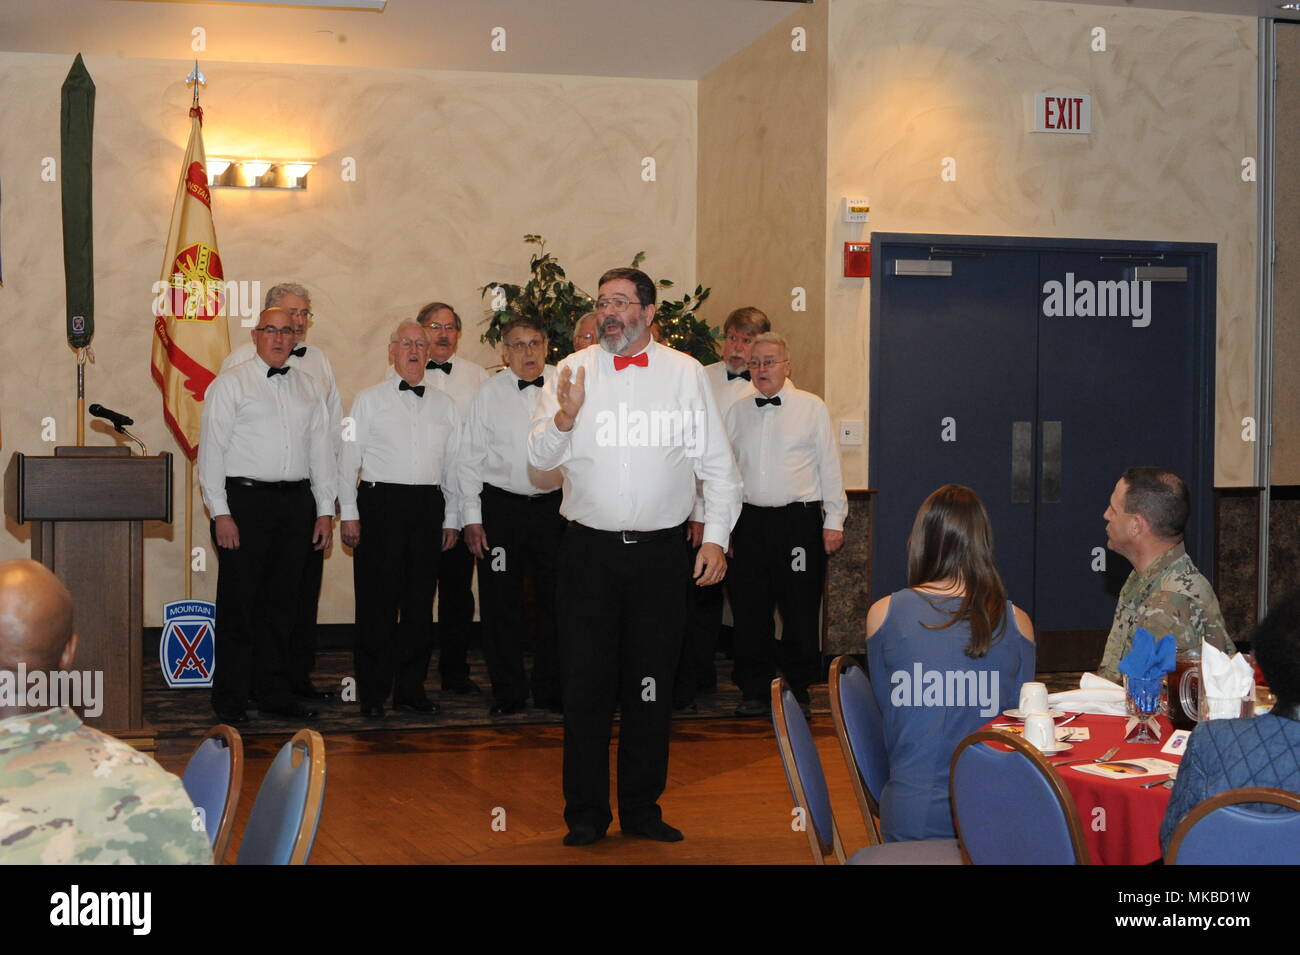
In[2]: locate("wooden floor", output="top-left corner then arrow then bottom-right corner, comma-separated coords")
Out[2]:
158,717 -> 872,864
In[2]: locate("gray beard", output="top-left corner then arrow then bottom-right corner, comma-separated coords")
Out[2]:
600,319 -> 640,355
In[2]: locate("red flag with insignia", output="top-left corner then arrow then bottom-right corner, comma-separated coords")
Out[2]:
150,105 -> 230,460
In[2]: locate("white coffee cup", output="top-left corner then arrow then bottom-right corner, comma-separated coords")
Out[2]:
1019,681 -> 1049,714
1023,712 -> 1056,750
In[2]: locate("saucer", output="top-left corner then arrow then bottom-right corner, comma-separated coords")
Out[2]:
1032,741 -> 1073,754
1002,708 -> 1072,720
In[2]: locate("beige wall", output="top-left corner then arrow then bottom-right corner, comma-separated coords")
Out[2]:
1273,22 -> 1300,484
698,4 -> 827,397
0,52 -> 696,625
825,0 -> 1259,489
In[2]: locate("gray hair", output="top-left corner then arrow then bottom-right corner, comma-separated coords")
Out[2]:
265,282 -> 311,309
751,331 -> 788,355
389,320 -> 428,344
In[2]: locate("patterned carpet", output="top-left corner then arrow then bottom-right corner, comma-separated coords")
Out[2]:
144,647 -> 1082,740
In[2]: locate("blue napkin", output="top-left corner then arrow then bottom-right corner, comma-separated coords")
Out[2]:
1118,627 -> 1177,680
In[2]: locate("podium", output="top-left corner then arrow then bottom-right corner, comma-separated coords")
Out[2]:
4,447 -> 172,734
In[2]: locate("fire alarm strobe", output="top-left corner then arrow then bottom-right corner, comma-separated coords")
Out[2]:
844,242 -> 871,278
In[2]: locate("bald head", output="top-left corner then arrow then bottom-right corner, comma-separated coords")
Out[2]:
0,560 -> 75,673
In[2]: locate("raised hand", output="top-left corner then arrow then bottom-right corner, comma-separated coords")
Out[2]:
555,366 -> 586,432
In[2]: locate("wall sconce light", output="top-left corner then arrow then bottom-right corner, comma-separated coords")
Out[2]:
206,159 -> 316,189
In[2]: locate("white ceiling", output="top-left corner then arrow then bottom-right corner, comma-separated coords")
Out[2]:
0,0 -> 1293,81
0,0 -> 809,80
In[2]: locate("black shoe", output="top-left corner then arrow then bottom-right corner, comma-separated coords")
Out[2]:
214,709 -> 248,726
442,678 -> 481,695
293,683 -> 336,701
393,697 -> 438,714
359,704 -> 385,719
563,824 -> 606,847
489,700 -> 527,716
621,819 -> 684,842
260,702 -> 319,720
673,701 -> 698,714
734,698 -> 771,717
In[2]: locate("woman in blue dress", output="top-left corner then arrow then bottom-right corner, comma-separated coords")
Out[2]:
866,484 -> 1037,842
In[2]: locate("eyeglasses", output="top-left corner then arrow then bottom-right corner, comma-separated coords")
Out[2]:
283,308 -> 313,320
393,338 -> 430,350
575,332 -> 598,344
746,357 -> 788,370
505,339 -> 545,352
595,297 -> 643,312
726,333 -> 754,345
256,325 -> 296,336
423,322 -> 458,332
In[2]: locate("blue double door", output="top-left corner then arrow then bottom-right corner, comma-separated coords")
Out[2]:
869,234 -> 1215,665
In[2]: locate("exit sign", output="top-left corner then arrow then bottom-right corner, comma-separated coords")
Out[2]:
1030,92 -> 1092,134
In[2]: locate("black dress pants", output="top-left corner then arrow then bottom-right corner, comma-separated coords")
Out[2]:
674,576 -> 723,706
726,503 -> 826,701
477,485 -> 564,706
211,480 -> 314,715
433,537 -> 475,686
557,522 -> 690,832
353,482 -> 443,706
289,544 -> 324,689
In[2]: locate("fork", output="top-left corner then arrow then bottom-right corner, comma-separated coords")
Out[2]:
1053,744 -> 1120,766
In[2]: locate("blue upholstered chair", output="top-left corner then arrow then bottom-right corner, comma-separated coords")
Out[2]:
829,656 -> 889,844
770,678 -> 961,865
235,728 -> 327,866
1165,787 -> 1300,865
181,724 -> 244,864
949,730 -> 1090,864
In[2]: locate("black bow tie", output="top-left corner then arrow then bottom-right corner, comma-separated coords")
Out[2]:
399,380 -> 425,397
290,346 -> 307,358
727,370 -> 751,382
517,376 -> 544,390
427,360 -> 453,374
266,365 -> 290,378
755,395 -> 781,407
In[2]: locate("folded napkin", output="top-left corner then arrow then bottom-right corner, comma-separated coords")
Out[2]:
1048,672 -> 1128,716
1118,627 -> 1177,681
1201,641 -> 1254,719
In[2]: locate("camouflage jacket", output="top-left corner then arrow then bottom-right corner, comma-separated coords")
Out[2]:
0,707 -> 212,864
1097,542 -> 1234,683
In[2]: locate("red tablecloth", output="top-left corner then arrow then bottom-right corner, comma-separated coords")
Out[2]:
983,713 -> 1181,865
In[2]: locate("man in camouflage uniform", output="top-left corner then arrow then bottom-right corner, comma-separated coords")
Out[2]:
0,559 -> 211,864
1096,467 -> 1234,683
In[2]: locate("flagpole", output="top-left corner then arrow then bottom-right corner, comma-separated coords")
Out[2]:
76,350 -> 85,445
186,459 -> 194,599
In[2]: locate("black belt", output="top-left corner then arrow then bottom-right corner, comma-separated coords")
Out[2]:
743,501 -> 822,511
227,477 -> 310,492
569,521 -> 684,544
360,481 -> 440,491
483,483 -> 560,502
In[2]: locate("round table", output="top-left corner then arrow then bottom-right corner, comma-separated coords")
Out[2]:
985,713 -> 1181,865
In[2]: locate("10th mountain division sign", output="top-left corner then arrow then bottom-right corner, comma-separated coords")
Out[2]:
160,600 -> 217,688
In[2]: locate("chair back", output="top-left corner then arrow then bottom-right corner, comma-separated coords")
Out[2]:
236,729 -> 327,865
950,730 -> 1090,864
770,677 -> 845,864
182,724 -> 244,864
1165,787 -> 1300,865
828,655 -> 887,844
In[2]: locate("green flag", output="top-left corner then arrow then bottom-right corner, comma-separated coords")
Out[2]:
61,53 -> 95,349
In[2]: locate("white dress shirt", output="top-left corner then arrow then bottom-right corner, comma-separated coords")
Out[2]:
705,361 -> 758,419
336,374 -> 463,529
459,367 -> 563,526
724,384 -> 848,531
388,354 -> 491,416
529,341 -> 742,547
222,340 -> 342,452
198,355 -> 336,518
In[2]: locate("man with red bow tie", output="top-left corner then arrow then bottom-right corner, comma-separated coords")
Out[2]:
529,268 -> 742,848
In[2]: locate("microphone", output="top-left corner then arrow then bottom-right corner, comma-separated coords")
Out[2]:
88,404 -> 134,432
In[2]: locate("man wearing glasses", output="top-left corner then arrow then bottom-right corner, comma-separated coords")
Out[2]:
571,311 -> 598,353
219,282 -> 341,703
198,307 -> 337,725
724,332 -> 846,718
411,303 -> 492,698
530,268 -> 742,847
460,317 -> 564,716
338,322 -> 463,718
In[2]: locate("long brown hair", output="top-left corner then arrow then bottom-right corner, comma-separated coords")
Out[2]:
905,485 -> 1008,658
